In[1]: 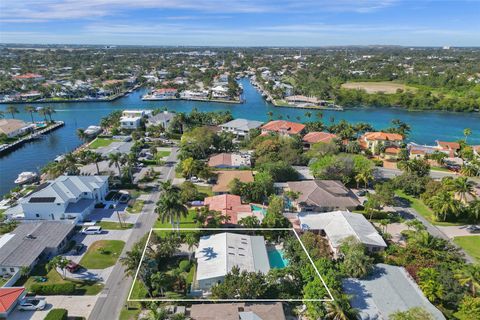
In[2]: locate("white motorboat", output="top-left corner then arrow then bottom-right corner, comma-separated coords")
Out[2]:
14,172 -> 38,185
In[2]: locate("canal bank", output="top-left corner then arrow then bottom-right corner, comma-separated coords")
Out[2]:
0,78 -> 479,196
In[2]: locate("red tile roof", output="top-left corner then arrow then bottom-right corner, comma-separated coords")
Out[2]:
13,73 -> 43,80
0,287 -> 25,313
261,120 -> 305,135
302,132 -> 337,144
154,88 -> 177,94
204,194 -> 252,224
208,153 -> 232,167
436,140 -> 460,150
385,147 -> 401,154
363,132 -> 403,141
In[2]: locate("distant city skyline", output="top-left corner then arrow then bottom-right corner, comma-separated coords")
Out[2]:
0,0 -> 479,46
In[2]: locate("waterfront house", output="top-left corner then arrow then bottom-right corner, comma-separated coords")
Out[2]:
298,211 -> 387,256
435,140 -> 460,157
20,175 -> 109,222
0,222 -> 74,278
147,111 -> 174,129
284,180 -> 360,212
473,145 -> 480,158
285,95 -> 322,105
0,119 -> 33,138
208,153 -> 251,169
219,118 -> 263,139
120,110 -> 152,130
190,302 -> 286,320
407,142 -> 438,159
359,132 -> 403,154
151,88 -> 177,99
261,120 -> 305,137
0,287 -> 26,318
343,263 -> 445,320
212,170 -> 254,194
302,132 -> 337,149
195,232 -> 270,290
203,194 -> 263,224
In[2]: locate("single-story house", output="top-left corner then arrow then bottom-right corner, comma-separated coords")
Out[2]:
302,132 -> 337,149
203,194 -> 263,224
0,222 -> 75,277
285,180 -> 360,212
298,210 -> 387,256
20,175 -> 109,222
0,287 -> 26,318
195,233 -> 270,290
343,263 -> 446,320
261,120 -> 305,137
208,153 -> 251,169
147,111 -> 174,129
219,118 -> 263,139
190,302 -> 286,320
212,170 -> 254,194
0,119 -> 33,138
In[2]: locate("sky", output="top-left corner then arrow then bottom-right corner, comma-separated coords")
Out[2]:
0,0 -> 479,46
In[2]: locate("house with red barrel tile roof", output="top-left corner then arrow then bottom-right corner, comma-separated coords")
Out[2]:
261,120 -> 305,136
207,153 -> 251,168
12,73 -> 44,81
302,132 -> 337,149
0,287 -> 26,318
435,140 -> 460,157
359,132 -> 403,154
203,194 -> 263,224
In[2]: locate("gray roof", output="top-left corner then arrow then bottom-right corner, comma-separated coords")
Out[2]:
220,119 -> 263,131
148,112 -> 174,125
0,222 -> 74,268
94,141 -> 133,156
343,263 -> 446,320
299,211 -> 387,248
65,198 -> 94,213
27,176 -> 108,204
287,180 -> 360,209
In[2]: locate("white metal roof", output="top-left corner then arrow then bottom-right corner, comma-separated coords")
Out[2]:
299,210 -> 387,248
195,233 -> 270,281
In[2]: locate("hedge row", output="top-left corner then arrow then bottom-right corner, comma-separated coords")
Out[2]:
45,308 -> 68,320
31,283 -> 76,295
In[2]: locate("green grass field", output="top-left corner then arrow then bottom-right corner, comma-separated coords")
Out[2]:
98,221 -> 133,230
156,150 -> 171,158
126,199 -> 144,213
80,240 -> 125,269
88,138 -> 119,149
395,190 -> 462,226
154,209 -> 197,229
454,236 -> 480,262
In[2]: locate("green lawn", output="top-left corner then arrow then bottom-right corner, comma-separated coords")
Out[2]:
395,190 -> 462,226
156,150 -> 171,158
16,264 -> 103,295
454,236 -> 480,262
88,138 -> 119,149
430,166 -> 452,173
119,307 -> 141,320
80,240 -> 125,269
98,221 -> 133,230
126,199 -> 144,213
154,209 -> 197,229
129,280 -> 149,299
196,185 -> 213,196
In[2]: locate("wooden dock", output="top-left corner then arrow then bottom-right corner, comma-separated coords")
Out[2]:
0,121 -> 65,156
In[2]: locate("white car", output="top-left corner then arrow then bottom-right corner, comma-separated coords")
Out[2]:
81,226 -> 103,234
18,298 -> 46,311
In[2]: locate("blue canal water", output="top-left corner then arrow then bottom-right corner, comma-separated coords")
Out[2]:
0,78 -> 479,196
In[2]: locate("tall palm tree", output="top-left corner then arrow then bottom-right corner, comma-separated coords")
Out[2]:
469,200 -> 480,224
355,169 -> 373,189
108,152 -> 122,175
88,152 -> 103,175
45,106 -> 55,122
455,264 -> 480,297
156,181 -> 188,229
63,153 -> 79,175
76,128 -> 87,142
460,164 -> 478,177
325,293 -> 359,320
452,177 -> 476,204
464,128 -> 472,143
38,107 -> 48,122
430,191 -> 459,221
24,105 -> 36,123
6,105 -> 19,118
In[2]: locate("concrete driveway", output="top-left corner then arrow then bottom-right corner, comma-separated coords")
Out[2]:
437,225 -> 479,239
9,295 -> 98,320
87,206 -> 140,224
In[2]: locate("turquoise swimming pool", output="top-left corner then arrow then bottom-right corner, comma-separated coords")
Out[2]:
267,248 -> 289,269
251,204 -> 267,214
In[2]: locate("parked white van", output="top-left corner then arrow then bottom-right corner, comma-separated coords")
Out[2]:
81,226 -> 103,234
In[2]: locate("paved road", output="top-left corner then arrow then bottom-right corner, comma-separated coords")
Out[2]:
88,147 -> 179,320
375,167 -> 458,180
394,199 -> 475,263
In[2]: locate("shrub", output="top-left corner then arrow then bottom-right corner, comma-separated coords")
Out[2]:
372,159 -> 383,167
178,260 -> 191,272
45,308 -> 68,320
31,283 -> 76,295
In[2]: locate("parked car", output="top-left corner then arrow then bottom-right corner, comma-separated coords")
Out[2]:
18,298 -> 46,311
81,226 -> 103,234
66,260 -> 81,273
356,189 -> 368,197
466,225 -> 480,233
70,243 -> 85,255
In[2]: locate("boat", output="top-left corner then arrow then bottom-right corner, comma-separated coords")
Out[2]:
14,172 -> 38,185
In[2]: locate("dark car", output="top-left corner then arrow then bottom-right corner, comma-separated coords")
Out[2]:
66,260 -> 81,273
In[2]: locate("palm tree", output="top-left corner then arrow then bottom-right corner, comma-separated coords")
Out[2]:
24,105 -> 36,123
238,215 -> 261,228
455,264 -> 480,297
452,177 -> 476,204
355,169 -> 373,189
63,153 -> 79,175
88,152 -> 103,175
464,128 -> 472,143
38,107 -> 48,122
76,128 -> 87,142
46,256 -> 69,279
108,152 -> 122,175
119,244 -> 144,278
325,293 -> 359,320
6,105 -> 19,118
430,191 -> 459,221
44,106 -> 55,122
156,181 -> 188,229
469,200 -> 480,224
460,164 -> 478,177
146,305 -> 168,320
